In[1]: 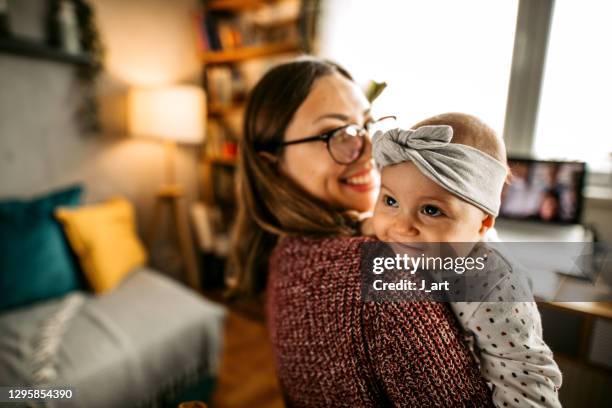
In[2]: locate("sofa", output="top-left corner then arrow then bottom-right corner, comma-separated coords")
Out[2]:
0,267 -> 226,407
0,186 -> 227,407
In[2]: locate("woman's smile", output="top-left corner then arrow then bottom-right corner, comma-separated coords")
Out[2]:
340,166 -> 377,192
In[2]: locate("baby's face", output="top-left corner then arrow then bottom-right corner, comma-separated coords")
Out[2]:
373,162 -> 493,243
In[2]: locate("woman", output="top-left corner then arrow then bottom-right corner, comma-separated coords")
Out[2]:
230,58 -> 493,407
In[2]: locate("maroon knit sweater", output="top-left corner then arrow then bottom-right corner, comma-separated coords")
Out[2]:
266,236 -> 494,407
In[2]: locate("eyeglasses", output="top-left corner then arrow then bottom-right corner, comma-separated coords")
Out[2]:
272,115 -> 396,165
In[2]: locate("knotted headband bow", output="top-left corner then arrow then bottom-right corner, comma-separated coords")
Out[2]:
372,125 -> 507,216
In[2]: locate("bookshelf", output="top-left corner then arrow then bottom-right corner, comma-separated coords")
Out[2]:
207,102 -> 244,116
201,41 -> 300,64
206,0 -> 274,12
198,0 -> 319,212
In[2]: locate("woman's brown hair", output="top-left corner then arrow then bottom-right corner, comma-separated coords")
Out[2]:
229,57 -> 360,296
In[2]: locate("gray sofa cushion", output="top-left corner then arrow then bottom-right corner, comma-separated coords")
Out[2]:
0,268 -> 226,407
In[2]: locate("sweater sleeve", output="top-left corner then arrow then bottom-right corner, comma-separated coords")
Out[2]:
361,300 -> 495,407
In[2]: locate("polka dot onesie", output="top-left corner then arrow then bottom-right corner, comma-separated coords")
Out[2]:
450,245 -> 562,408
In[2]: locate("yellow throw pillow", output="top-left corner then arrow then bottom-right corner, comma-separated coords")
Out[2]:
55,197 -> 147,293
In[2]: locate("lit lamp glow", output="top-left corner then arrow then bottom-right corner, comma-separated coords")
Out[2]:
129,85 -> 206,189
128,85 -> 205,290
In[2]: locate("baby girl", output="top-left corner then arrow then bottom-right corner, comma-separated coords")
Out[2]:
370,112 -> 562,408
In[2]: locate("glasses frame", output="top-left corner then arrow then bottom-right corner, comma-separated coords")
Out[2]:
273,115 -> 396,165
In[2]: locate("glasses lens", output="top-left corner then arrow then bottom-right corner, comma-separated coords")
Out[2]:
329,125 -> 365,164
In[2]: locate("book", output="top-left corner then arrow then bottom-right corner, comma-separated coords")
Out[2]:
193,11 -> 210,52
204,13 -> 221,50
206,66 -> 233,105
201,1 -> 301,53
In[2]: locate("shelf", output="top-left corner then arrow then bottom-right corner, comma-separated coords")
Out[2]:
201,41 -> 300,64
253,16 -> 299,28
0,36 -> 93,66
205,156 -> 237,166
208,102 -> 245,116
205,0 -> 282,12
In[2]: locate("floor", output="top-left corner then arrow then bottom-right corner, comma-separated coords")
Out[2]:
556,356 -> 612,407
208,306 -> 284,408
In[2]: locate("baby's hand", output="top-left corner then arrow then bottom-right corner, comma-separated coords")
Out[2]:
360,217 -> 376,236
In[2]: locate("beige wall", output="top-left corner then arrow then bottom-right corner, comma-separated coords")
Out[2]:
583,197 -> 612,244
0,0 -> 203,279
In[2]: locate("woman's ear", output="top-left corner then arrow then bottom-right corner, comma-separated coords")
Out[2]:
478,214 -> 495,236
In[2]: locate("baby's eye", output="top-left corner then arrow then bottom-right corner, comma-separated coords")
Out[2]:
383,194 -> 398,208
421,204 -> 443,217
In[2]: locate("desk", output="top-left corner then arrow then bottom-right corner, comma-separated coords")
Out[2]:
534,275 -> 612,370
532,259 -> 612,319
543,301 -> 612,320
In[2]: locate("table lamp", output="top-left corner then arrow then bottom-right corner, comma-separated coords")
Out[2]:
128,85 -> 206,290
129,85 -> 206,190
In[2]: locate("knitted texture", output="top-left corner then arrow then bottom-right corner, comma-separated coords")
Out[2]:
266,236 -> 494,407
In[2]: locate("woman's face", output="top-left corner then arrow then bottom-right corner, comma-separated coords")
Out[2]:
279,72 -> 378,213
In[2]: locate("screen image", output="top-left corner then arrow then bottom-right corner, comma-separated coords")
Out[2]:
500,158 -> 586,224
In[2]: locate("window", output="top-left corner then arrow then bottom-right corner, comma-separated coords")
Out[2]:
318,0 -> 519,134
534,1 -> 612,171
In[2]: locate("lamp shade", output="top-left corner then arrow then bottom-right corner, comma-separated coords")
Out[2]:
128,85 -> 206,144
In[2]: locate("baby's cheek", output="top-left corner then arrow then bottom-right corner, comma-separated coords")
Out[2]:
431,222 -> 468,242
447,221 -> 482,242
432,229 -> 457,243
371,213 -> 388,241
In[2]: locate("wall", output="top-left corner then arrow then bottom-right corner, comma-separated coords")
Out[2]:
0,0 -> 203,279
583,194 -> 612,243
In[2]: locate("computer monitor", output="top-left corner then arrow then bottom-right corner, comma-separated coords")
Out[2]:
500,157 -> 586,224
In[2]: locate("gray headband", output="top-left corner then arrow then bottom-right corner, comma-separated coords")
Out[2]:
372,125 -> 507,216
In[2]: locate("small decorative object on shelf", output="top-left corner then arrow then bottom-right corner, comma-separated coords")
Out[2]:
0,0 -> 9,37
40,0 -> 104,133
58,0 -> 81,54
221,140 -> 238,160
45,1 -> 104,70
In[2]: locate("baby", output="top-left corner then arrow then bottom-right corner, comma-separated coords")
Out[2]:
370,113 -> 562,408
